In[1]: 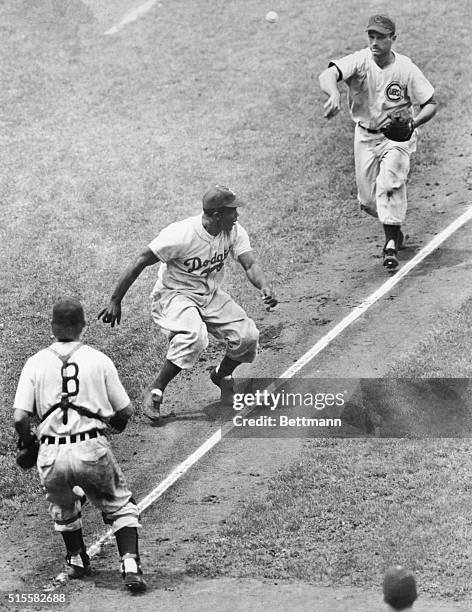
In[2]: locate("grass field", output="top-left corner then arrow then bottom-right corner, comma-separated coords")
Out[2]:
187,438 -> 472,599
187,297 -> 472,598
2,0 -> 472,602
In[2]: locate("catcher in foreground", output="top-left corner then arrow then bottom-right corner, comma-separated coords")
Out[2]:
13,298 -> 146,592
319,14 -> 437,270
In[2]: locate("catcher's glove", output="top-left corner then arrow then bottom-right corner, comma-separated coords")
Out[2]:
16,436 -> 39,470
381,114 -> 415,142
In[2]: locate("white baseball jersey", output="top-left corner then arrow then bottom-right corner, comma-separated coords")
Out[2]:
148,213 -> 252,304
330,48 -> 434,129
13,341 -> 130,437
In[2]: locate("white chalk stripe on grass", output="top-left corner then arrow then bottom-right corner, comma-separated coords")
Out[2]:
51,204 -> 472,587
104,0 -> 159,36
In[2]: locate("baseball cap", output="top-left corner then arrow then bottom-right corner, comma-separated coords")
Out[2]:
202,185 -> 246,212
383,566 -> 417,609
366,14 -> 396,35
52,298 -> 85,327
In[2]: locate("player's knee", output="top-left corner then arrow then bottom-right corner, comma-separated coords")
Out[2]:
236,322 -> 259,355
173,327 -> 208,356
188,327 -> 209,354
53,517 -> 82,532
102,499 -> 140,532
246,324 -> 259,347
378,165 -> 408,194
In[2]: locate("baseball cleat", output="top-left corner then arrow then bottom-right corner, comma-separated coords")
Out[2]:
121,554 -> 147,593
210,366 -> 235,402
65,550 -> 91,579
383,248 -> 399,270
145,388 -> 163,422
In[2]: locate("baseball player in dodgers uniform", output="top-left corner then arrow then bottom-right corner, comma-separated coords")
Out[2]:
319,14 -> 437,270
98,185 -> 277,418
13,299 -> 146,592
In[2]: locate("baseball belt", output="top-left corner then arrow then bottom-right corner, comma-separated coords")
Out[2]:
40,428 -> 104,445
358,122 -> 382,134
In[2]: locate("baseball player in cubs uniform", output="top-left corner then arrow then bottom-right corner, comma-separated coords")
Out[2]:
319,14 -> 437,270
98,185 -> 277,418
13,299 -> 146,592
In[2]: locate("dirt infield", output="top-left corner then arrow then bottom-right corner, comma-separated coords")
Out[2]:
61,578 -> 471,612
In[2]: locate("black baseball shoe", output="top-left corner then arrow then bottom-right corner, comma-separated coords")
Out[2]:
210,367 -> 235,402
65,550 -> 91,579
383,240 -> 399,270
120,554 -> 147,593
144,388 -> 163,422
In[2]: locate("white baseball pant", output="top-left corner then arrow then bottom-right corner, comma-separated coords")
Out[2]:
37,436 -> 140,533
354,124 -> 418,225
151,288 -> 259,369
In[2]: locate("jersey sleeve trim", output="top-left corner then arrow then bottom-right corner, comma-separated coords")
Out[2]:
420,95 -> 437,108
328,61 -> 343,81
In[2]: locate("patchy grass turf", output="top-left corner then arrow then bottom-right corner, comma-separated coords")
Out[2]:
186,296 -> 472,599
388,297 -> 472,377
187,438 -> 472,600
184,299 -> 472,599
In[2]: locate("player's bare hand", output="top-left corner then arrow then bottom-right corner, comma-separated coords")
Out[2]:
98,300 -> 121,327
323,94 -> 341,119
261,287 -> 278,310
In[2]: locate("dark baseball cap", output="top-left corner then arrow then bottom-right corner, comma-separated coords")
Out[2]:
52,298 -> 85,327
202,185 -> 246,212
383,566 -> 417,609
366,14 -> 396,35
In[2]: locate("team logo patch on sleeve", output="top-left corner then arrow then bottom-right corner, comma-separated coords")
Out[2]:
385,82 -> 403,101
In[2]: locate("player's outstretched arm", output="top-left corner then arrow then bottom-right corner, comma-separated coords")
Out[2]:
319,65 -> 342,119
238,251 -> 278,309
98,247 -> 160,327
412,96 -> 438,129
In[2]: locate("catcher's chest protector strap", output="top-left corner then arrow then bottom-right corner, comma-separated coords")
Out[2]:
42,343 -> 84,425
44,343 -> 83,425
41,344 -> 109,426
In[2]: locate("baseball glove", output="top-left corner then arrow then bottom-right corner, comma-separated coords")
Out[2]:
381,114 -> 415,142
16,436 -> 39,470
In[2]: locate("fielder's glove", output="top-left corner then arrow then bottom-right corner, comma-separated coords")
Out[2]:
16,436 -> 39,470
380,114 -> 415,142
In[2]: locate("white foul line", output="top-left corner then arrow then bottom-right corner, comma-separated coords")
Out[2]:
51,205 -> 472,586
280,204 -> 472,378
104,0 -> 159,36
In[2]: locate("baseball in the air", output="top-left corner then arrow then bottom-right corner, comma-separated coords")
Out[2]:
265,11 -> 279,23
